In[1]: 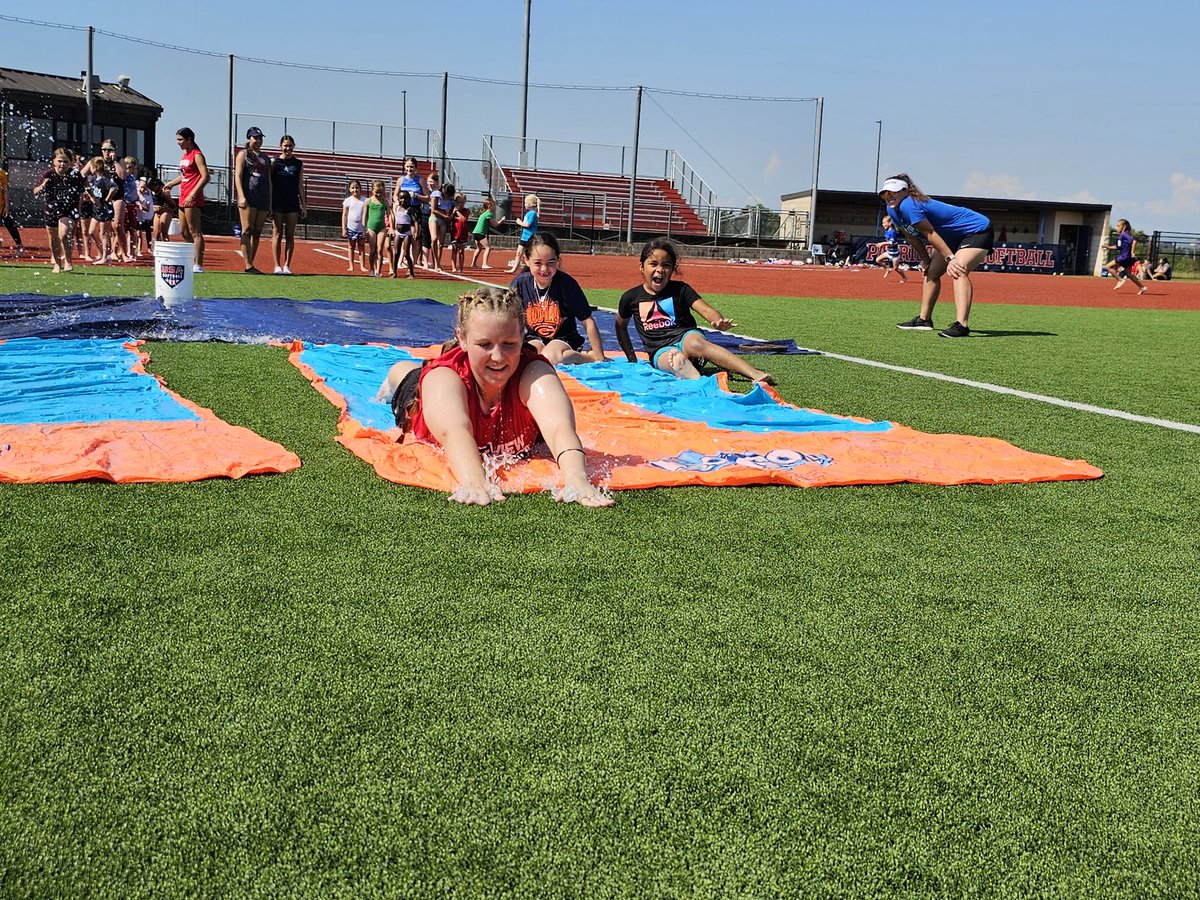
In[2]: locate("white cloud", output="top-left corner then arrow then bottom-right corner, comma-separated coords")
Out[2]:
962,171 -> 1039,200
1142,172 -> 1200,216
762,151 -> 781,180
1057,189 -> 1100,204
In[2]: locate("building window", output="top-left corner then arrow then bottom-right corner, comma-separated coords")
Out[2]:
29,119 -> 54,161
2,115 -> 28,159
103,125 -> 124,154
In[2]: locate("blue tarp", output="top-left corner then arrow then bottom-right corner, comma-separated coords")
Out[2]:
297,343 -> 887,436
566,361 -> 891,433
0,294 -> 812,356
0,337 -> 199,425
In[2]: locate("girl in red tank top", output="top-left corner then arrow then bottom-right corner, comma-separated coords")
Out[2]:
376,286 -> 613,507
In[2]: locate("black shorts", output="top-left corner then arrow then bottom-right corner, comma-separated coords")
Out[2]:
952,227 -> 995,254
390,365 -> 423,433
529,328 -> 585,352
519,238 -> 532,253
420,213 -> 432,247
273,197 -> 301,216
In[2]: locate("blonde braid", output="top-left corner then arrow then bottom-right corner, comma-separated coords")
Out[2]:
453,286 -> 523,337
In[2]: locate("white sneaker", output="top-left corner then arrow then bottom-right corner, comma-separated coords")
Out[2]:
282,266 -> 292,275
193,264 -> 204,274
274,266 -> 284,274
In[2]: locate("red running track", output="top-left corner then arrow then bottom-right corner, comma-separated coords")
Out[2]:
4,234 -> 1198,311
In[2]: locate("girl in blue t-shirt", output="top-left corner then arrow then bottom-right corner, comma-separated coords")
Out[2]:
505,194 -> 540,273
615,237 -> 775,384
874,214 -> 909,283
880,173 -> 993,338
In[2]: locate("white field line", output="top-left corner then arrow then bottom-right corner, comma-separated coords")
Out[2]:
818,350 -> 1200,434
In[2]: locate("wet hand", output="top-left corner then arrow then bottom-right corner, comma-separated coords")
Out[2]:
557,479 -> 614,508
449,481 -> 506,506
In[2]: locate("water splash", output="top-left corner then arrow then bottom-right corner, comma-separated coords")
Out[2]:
548,481 -> 613,505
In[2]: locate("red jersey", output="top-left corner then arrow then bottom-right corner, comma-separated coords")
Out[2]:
453,212 -> 470,242
410,344 -> 543,457
179,146 -> 205,208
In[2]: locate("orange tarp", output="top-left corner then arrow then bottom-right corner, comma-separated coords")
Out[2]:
290,343 -> 1102,493
0,342 -> 300,484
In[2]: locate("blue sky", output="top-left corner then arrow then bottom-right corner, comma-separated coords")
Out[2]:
2,1 -> 1196,232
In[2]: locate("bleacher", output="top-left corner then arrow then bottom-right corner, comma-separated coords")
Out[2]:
272,149 -> 438,210
503,168 -> 708,237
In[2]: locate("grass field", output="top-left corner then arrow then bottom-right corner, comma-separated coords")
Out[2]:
2,264 -> 1199,897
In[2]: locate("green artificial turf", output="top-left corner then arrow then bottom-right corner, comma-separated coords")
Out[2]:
2,267 -> 1199,897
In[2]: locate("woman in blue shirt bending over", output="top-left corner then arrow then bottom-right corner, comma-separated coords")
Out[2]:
880,174 -> 993,338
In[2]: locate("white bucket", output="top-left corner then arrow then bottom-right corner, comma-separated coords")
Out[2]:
154,240 -> 195,307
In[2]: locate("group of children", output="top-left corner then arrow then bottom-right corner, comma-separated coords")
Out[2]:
376,234 -> 775,507
341,159 -> 541,278
30,142 -> 176,273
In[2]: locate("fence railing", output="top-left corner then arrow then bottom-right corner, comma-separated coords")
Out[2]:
156,162 -> 809,248
1148,231 -> 1200,278
232,113 -> 457,193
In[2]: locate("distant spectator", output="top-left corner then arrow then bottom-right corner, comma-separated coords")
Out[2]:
99,139 -> 129,263
341,179 -> 368,272
134,176 -> 154,256
148,176 -> 177,243
121,156 -> 140,258
32,148 -> 86,273
1147,257 -> 1173,281
0,158 -> 26,256
874,215 -> 908,283
162,126 -> 210,273
398,157 -> 426,266
505,194 -> 540,274
470,196 -> 506,269
1102,219 -> 1148,295
270,134 -> 305,275
234,126 -> 272,273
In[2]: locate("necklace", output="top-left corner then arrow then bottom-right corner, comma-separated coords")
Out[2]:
474,380 -> 501,413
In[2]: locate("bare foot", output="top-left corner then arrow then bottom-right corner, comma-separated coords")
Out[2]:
52,264 -> 61,273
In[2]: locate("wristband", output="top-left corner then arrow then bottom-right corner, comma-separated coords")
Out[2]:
945,255 -> 954,263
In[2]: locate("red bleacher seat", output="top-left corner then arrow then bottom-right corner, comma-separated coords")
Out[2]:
504,167 -> 708,237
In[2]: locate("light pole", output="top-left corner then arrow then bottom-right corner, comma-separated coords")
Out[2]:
402,90 -> 407,158
874,120 -> 883,236
520,0 -> 531,166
